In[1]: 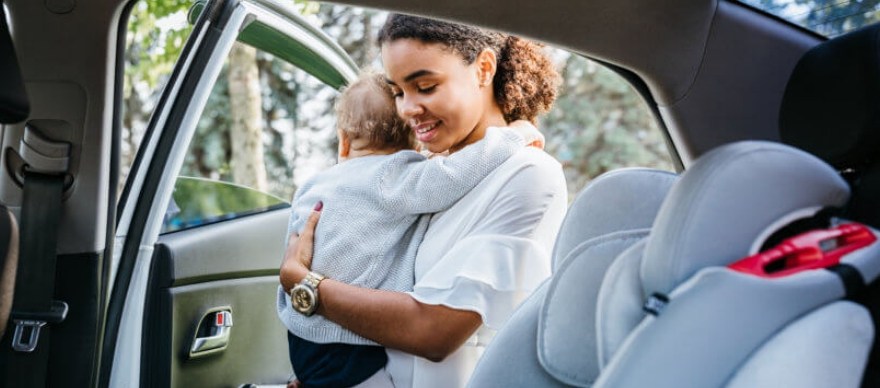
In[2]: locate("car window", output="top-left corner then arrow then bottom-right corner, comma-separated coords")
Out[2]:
123,1 -> 343,234
738,0 -> 880,36
165,35 -> 344,233
539,52 -> 674,198
123,2 -> 675,227
305,5 -> 674,200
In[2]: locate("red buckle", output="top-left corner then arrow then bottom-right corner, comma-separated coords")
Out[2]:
729,223 -> 877,278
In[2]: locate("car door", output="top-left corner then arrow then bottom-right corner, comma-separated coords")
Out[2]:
104,1 -> 357,386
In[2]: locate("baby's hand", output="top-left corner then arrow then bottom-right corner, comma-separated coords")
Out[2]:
509,120 -> 545,150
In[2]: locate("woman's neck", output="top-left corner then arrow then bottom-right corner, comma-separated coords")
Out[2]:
449,106 -> 507,154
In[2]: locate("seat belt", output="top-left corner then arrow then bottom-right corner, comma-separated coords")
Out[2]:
2,126 -> 70,387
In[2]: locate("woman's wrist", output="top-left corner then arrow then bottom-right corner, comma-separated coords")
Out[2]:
280,263 -> 309,292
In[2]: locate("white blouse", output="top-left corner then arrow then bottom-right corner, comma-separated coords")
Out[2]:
386,147 -> 568,388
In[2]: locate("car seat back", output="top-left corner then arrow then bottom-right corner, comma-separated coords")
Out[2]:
780,23 -> 880,229
779,22 -> 880,386
0,5 -> 29,124
468,168 -> 676,387
0,3 -> 25,340
594,141 -> 876,388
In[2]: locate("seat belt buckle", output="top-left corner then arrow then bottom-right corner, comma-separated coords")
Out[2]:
11,320 -> 47,352
10,300 -> 68,353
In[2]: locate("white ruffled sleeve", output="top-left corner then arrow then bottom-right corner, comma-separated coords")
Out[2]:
405,148 -> 567,330
409,234 -> 552,329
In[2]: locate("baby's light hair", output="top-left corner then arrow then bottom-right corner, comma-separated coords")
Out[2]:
336,71 -> 414,151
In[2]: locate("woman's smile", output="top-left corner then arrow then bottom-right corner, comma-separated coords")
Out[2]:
412,120 -> 441,142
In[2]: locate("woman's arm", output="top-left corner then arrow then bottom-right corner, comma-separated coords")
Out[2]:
280,207 -> 482,362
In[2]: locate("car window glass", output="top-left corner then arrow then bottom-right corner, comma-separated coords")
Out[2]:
123,1 -> 339,234
163,39 -> 339,233
738,0 -> 880,36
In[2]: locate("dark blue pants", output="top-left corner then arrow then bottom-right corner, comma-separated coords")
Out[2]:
287,332 -> 388,388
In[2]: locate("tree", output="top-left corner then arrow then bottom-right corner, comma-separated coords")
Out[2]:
227,42 -> 268,191
122,0 -> 192,183
749,0 -> 880,36
539,53 -> 672,197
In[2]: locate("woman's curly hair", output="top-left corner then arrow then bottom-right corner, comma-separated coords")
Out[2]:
378,14 -> 560,123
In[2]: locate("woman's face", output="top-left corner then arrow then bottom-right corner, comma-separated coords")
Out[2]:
382,39 -> 502,154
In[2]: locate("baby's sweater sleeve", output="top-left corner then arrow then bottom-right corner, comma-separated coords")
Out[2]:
380,127 -> 524,214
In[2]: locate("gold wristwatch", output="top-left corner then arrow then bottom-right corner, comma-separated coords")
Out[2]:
290,271 -> 326,316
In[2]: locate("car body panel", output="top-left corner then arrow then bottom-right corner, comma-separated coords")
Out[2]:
107,1 -> 357,386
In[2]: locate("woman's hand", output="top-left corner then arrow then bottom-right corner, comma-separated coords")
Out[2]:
278,201 -> 481,361
280,201 -> 322,291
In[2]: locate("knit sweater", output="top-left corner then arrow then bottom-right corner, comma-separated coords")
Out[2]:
277,127 -> 525,345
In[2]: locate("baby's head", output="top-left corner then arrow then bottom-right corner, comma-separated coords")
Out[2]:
335,71 -> 413,160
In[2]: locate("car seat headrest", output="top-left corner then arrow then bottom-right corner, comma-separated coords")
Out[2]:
779,24 -> 880,170
0,7 -> 29,124
551,168 -> 677,270
641,141 -> 850,295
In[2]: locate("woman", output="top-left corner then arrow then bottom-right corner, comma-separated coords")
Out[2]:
280,14 -> 567,387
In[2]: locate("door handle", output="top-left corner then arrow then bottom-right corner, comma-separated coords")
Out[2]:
189,308 -> 233,358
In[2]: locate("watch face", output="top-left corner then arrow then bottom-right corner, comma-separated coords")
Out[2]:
291,285 -> 316,314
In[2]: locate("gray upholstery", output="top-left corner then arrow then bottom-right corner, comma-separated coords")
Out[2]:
594,262 -> 863,388
473,140 -> 878,388
468,168 -> 676,388
467,281 -> 565,388
594,240 -> 647,368
552,168 -> 677,270
595,141 -> 875,388
726,301 -> 873,388
641,141 -> 849,296
778,22 -> 880,386
538,230 -> 649,386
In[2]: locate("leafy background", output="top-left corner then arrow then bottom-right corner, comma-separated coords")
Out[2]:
122,0 -> 878,202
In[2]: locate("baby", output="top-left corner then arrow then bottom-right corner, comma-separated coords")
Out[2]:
277,71 -> 542,387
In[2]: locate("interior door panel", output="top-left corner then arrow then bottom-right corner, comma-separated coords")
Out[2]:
142,208 -> 292,387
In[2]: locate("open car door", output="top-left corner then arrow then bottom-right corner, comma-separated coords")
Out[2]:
104,1 -> 357,386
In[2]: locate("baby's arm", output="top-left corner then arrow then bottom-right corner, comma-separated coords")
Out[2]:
380,126 -> 529,214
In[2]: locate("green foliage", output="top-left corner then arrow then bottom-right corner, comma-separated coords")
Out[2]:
747,0 -> 880,36
539,55 -> 672,198
124,0 -> 192,95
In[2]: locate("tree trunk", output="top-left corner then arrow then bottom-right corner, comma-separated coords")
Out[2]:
227,42 -> 268,191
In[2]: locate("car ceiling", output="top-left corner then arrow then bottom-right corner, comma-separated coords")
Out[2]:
333,0 -> 719,106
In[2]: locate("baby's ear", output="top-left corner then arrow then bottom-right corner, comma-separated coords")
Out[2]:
338,130 -> 351,158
